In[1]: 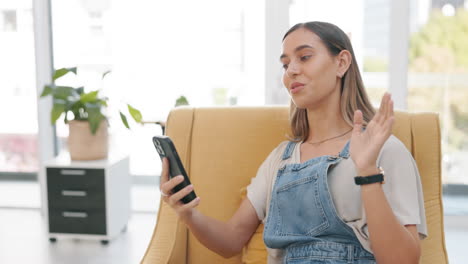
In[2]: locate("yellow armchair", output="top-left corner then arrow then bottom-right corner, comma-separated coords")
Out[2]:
141,106 -> 448,264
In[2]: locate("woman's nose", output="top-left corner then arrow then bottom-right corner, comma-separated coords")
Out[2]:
286,61 -> 300,78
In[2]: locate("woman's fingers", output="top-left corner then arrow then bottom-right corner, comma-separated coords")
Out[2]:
159,159 -> 199,218
179,196 -> 201,212
382,93 -> 389,118
384,99 -> 395,132
379,93 -> 390,124
375,93 -> 396,127
376,95 -> 394,139
373,94 -> 385,124
385,116 -> 395,133
169,184 -> 194,205
159,158 -> 171,197
389,97 -> 394,119
161,158 -> 170,184
385,95 -> 394,121
353,110 -> 363,135
160,175 -> 184,198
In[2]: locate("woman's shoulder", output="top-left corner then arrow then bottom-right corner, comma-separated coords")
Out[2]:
261,140 -> 295,165
381,135 -> 411,156
378,135 -> 416,167
273,140 -> 292,152
266,140 -> 291,158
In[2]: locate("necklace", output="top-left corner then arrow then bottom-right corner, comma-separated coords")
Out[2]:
306,128 -> 353,145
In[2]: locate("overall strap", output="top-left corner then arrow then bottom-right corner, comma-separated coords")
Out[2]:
282,141 -> 297,160
338,140 -> 351,158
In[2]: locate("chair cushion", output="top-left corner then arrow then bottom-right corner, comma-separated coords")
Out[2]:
142,107 -> 447,264
240,187 -> 267,264
241,224 -> 267,264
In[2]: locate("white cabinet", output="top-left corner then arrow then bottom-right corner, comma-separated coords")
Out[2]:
44,153 -> 130,244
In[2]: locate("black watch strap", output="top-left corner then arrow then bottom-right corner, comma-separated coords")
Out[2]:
354,174 -> 384,185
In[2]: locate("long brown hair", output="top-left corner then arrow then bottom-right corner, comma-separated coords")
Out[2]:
284,22 -> 375,142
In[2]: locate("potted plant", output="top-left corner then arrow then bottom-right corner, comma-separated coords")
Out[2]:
40,67 -> 143,161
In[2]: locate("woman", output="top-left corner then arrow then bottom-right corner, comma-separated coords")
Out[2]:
160,21 -> 427,264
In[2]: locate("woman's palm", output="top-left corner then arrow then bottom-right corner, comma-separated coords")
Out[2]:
350,93 -> 394,171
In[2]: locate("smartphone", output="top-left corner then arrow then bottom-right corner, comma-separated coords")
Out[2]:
152,136 -> 197,204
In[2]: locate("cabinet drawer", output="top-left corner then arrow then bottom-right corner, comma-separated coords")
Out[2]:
47,168 -> 105,189
47,167 -> 105,209
48,188 -> 105,210
48,209 -> 106,235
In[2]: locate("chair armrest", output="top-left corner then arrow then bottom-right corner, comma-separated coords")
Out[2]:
141,120 -> 166,135
140,200 -> 188,264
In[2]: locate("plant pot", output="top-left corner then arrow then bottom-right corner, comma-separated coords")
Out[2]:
68,120 -> 108,160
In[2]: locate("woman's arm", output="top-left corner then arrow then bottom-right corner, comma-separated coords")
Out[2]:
160,158 -> 260,258
358,176 -> 420,264
184,198 -> 260,258
350,93 -> 421,264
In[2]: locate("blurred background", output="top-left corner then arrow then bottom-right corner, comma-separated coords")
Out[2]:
2,0 -> 468,186
0,0 -> 467,262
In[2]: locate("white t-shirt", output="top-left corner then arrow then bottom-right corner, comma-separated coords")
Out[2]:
246,135 -> 427,264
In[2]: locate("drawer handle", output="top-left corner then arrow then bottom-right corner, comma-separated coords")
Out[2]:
61,190 -> 87,197
60,169 -> 86,176
62,211 -> 88,218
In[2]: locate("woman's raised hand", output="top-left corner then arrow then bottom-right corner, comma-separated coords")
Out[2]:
349,93 -> 394,176
159,158 -> 200,221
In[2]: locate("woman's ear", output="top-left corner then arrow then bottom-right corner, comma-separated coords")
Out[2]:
336,50 -> 352,78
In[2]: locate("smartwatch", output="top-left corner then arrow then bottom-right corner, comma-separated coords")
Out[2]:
354,167 -> 385,185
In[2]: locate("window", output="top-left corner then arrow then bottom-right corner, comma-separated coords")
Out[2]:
1,10 -> 17,32
0,1 -> 37,174
408,1 -> 468,188
50,0 -> 265,176
289,0 -> 390,105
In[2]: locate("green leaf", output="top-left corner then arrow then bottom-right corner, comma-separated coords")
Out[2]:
102,70 -> 111,79
40,85 -> 54,97
127,104 -> 142,123
88,115 -> 104,135
98,99 -> 108,107
51,100 -> 66,124
69,101 -> 84,119
80,91 -> 99,103
53,67 -> 77,81
175,95 -> 189,107
76,87 -> 85,95
86,104 -> 104,134
85,102 -> 102,114
120,112 -> 130,129
53,86 -> 78,100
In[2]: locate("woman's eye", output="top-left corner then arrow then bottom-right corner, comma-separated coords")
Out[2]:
300,55 -> 311,61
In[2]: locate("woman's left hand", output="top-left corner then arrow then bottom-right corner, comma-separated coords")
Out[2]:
350,93 -> 394,176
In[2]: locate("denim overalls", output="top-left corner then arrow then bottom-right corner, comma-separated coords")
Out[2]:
263,141 -> 376,264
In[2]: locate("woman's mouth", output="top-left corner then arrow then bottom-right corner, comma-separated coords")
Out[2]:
290,82 -> 305,94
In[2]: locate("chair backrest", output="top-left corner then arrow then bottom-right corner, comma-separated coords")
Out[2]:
140,106 -> 448,264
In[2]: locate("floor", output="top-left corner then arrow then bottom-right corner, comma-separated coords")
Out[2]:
0,209 -> 156,264
0,182 -> 467,263
0,181 -> 160,264
444,214 -> 468,263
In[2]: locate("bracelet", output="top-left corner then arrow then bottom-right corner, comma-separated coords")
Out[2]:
354,167 -> 385,185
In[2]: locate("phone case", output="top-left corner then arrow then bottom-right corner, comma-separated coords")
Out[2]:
152,136 -> 197,204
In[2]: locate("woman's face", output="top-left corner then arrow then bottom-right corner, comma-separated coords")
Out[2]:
281,28 -> 342,110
